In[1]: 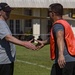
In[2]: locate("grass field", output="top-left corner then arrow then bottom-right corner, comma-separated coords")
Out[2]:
14,45 -> 53,75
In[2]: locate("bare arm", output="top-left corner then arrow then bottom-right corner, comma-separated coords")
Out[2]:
5,34 -> 26,46
56,30 -> 66,68
35,37 -> 50,49
5,34 -> 36,50
57,30 -> 64,56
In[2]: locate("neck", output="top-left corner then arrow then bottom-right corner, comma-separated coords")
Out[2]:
0,16 -> 6,21
54,16 -> 62,22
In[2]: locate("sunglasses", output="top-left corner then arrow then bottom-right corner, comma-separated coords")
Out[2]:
49,10 -> 57,14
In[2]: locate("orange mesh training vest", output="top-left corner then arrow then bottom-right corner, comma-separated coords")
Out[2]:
50,19 -> 75,60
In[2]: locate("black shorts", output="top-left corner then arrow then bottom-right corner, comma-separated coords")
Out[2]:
51,62 -> 75,75
0,62 -> 14,75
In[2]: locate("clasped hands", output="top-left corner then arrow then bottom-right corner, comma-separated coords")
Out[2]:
24,39 -> 45,50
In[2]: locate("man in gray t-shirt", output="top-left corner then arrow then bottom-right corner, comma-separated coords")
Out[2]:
0,3 -> 36,75
0,20 -> 16,64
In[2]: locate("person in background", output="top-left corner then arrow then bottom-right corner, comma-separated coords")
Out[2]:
36,3 -> 75,75
0,2 -> 36,75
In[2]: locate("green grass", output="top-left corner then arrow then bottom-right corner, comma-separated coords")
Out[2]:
14,45 -> 53,75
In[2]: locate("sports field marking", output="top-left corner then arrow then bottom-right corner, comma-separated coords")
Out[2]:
16,59 -> 51,70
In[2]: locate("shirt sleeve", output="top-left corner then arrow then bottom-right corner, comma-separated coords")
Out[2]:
52,24 -> 64,36
0,22 -> 11,39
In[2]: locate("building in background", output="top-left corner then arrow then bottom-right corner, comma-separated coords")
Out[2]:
0,0 -> 75,40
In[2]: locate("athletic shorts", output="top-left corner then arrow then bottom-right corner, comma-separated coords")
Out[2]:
0,62 -> 14,75
51,62 -> 75,75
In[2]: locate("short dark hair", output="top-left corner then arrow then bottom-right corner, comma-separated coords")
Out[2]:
49,3 -> 63,16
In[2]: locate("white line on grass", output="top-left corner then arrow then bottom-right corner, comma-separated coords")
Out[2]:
16,59 -> 51,70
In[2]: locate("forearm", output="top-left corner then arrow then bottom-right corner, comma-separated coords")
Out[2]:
5,35 -> 25,46
5,34 -> 36,50
43,38 -> 50,45
57,37 -> 64,56
46,38 -> 50,44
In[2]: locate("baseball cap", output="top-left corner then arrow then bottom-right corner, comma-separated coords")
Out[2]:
0,3 -> 12,12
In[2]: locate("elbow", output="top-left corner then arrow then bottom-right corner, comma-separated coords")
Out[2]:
5,35 -> 12,41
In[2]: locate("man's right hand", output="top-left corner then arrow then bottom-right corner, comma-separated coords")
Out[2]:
35,40 -> 46,49
58,54 -> 66,68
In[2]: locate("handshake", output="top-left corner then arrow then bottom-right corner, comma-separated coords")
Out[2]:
24,39 -> 48,50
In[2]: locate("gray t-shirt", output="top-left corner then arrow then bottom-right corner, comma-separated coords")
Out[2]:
53,24 -> 75,63
0,20 -> 16,64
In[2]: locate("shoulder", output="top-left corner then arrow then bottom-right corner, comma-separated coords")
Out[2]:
0,20 -> 6,24
0,20 -> 7,25
52,23 -> 64,33
0,20 -> 8,27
